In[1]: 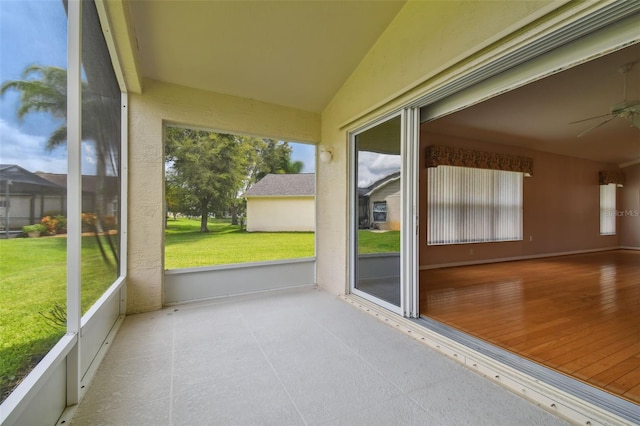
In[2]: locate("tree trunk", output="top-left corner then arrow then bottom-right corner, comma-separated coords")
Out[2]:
200,205 -> 209,233
230,204 -> 238,225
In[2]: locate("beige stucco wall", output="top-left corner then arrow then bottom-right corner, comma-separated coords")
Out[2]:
315,0 -> 584,295
246,197 -> 315,232
369,179 -> 400,231
127,79 -> 319,313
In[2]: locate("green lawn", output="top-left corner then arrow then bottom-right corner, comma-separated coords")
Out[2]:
0,235 -> 118,402
1,218 -> 399,402
164,218 -> 315,269
164,218 -> 400,269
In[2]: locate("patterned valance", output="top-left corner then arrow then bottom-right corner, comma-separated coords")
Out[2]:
425,145 -> 533,176
599,170 -> 625,186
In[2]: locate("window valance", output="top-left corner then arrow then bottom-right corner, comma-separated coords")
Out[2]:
599,170 -> 625,186
425,145 -> 533,176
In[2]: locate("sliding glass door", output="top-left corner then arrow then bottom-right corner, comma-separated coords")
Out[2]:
350,110 -> 418,317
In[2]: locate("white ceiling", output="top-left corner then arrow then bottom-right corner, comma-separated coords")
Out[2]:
127,1 -> 639,165
424,43 -> 640,166
128,0 -> 406,113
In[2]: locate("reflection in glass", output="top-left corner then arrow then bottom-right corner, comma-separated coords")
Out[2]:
0,1 -> 68,403
354,116 -> 401,307
80,1 -> 121,313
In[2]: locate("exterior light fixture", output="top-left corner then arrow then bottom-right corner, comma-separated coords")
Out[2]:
320,147 -> 333,163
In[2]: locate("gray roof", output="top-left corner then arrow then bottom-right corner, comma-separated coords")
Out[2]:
359,171 -> 400,197
244,173 -> 315,197
0,164 -> 65,189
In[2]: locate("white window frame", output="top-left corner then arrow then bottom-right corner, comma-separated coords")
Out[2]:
372,201 -> 387,223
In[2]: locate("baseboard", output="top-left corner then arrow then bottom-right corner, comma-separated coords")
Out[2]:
419,247 -> 621,270
619,246 -> 640,251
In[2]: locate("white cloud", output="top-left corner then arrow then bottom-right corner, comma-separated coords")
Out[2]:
0,119 -> 67,173
358,152 -> 400,187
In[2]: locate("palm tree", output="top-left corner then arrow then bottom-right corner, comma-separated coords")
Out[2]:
1,65 -> 67,150
2,64 -> 120,266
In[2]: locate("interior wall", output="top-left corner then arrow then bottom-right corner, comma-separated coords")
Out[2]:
620,163 -> 640,248
317,0 -> 566,295
419,128 -> 621,267
127,78 -> 320,313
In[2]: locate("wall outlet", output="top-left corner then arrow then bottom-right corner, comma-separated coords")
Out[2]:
529,235 -> 533,242
470,248 -> 474,255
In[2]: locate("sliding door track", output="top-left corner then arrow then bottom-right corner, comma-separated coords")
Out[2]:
416,316 -> 639,425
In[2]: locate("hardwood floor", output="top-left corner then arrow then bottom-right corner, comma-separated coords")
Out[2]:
420,250 -> 640,404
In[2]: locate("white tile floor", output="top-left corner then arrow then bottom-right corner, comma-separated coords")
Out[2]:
71,286 -> 568,426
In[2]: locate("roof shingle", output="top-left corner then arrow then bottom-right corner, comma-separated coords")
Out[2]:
244,173 -> 315,197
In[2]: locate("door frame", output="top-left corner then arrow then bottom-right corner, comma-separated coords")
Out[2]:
348,108 -> 419,317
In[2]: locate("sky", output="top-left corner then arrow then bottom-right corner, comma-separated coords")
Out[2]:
0,0 -> 72,173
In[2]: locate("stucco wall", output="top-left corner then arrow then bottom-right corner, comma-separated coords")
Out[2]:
369,179 -> 400,231
316,0 -> 568,295
246,197 -> 315,232
127,79 -> 319,313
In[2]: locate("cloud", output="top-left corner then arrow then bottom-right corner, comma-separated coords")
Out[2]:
0,119 -> 67,173
358,152 -> 400,187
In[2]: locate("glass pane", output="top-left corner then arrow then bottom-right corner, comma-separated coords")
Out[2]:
0,1 -> 68,403
354,116 -> 402,306
80,2 -> 121,312
164,127 -> 315,269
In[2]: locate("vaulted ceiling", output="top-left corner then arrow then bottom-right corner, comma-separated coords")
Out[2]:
126,1 -> 639,166
128,0 -> 406,113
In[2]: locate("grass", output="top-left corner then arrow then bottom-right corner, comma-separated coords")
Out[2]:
1,218 -> 399,402
164,218 -> 315,269
0,234 -> 118,402
357,229 -> 400,254
164,218 -> 400,269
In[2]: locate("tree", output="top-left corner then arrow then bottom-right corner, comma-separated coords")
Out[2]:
247,138 -> 295,183
164,129 -> 306,230
2,64 -> 121,265
165,128 -> 252,233
1,65 -> 67,149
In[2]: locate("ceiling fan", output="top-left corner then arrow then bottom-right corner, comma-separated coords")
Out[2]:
570,61 -> 640,137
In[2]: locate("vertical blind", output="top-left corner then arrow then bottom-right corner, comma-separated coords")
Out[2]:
428,165 -> 523,245
600,183 -> 616,235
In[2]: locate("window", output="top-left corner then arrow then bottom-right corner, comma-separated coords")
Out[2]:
600,183 -> 616,235
428,165 -> 523,245
164,127 -> 316,269
372,201 -> 387,222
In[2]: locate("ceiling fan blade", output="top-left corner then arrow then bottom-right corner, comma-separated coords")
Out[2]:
577,115 -> 618,138
568,113 -> 612,124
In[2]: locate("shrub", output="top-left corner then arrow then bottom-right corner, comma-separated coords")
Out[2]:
40,215 -> 67,235
22,224 -> 47,234
53,215 -> 67,234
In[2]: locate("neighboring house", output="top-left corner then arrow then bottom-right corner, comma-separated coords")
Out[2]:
36,172 -> 120,218
358,171 -> 400,230
0,164 -> 65,230
0,164 -> 120,232
244,173 -> 315,232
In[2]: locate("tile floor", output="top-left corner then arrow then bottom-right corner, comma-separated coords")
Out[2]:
71,286 -> 568,425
